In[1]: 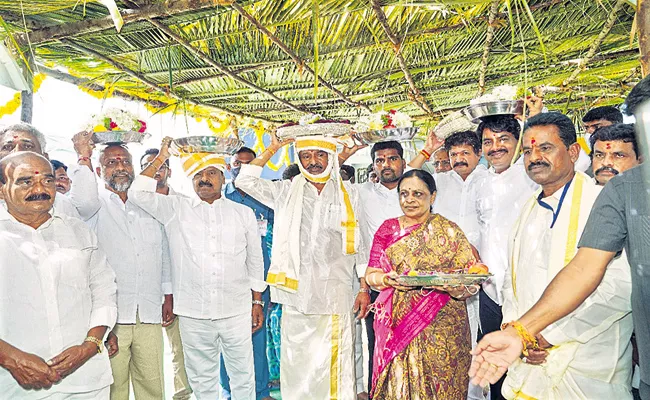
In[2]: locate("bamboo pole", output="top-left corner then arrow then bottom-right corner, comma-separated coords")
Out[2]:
231,1 -> 371,112
370,0 -> 434,116
20,53 -> 34,123
477,0 -> 501,96
562,0 -> 629,87
639,0 -> 650,77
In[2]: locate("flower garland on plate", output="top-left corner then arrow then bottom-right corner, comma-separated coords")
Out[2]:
86,108 -> 147,134
354,109 -> 412,133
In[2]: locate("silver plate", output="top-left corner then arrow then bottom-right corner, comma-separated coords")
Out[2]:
171,136 -> 244,155
276,123 -> 352,139
462,100 -> 524,123
434,111 -> 478,140
395,273 -> 492,287
353,127 -> 419,145
92,131 -> 150,144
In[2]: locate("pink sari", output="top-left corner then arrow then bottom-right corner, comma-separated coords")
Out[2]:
369,217 -> 451,394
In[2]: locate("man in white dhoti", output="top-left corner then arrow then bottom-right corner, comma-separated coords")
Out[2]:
0,151 -> 117,399
130,143 -> 265,400
474,116 -> 539,399
501,112 -> 633,399
236,131 -> 365,400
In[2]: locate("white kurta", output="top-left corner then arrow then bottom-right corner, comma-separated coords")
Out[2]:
237,164 -> 361,400
476,161 -> 539,305
502,172 -> 633,399
0,208 -> 117,398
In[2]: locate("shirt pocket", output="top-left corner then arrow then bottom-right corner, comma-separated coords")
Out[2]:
326,204 -> 343,232
57,248 -> 90,289
139,218 -> 163,246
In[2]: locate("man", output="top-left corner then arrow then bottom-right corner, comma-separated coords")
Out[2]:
475,115 -> 538,400
222,146 -> 274,400
497,113 -> 633,399
340,164 -> 356,183
236,133 -> 367,400
131,142 -> 265,400
582,106 -> 624,136
51,159 -> 71,194
365,163 -> 378,183
71,139 -> 172,400
0,124 -> 96,220
282,163 -> 300,181
470,78 -> 650,400
0,151 -> 117,398
139,149 -> 193,400
590,123 -> 640,185
345,134 -> 441,397
432,130 -> 488,399
432,148 -> 452,173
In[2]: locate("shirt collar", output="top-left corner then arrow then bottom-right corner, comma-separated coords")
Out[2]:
224,182 -> 237,195
0,200 -> 58,227
190,195 -> 225,208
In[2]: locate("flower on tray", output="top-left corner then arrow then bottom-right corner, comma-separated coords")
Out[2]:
470,85 -> 520,106
86,108 -> 147,134
354,110 -> 413,132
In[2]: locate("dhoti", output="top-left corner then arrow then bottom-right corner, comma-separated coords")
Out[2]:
280,306 -> 355,400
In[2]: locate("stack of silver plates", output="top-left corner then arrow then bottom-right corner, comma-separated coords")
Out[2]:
92,131 -> 150,144
171,136 -> 244,155
276,123 -> 352,139
353,127 -> 419,145
463,100 -> 524,123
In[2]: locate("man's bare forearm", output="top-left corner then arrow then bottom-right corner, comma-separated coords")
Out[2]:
518,247 -> 613,334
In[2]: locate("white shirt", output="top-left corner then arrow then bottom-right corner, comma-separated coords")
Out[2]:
83,178 -> 171,325
357,181 -> 403,269
236,165 -> 364,315
433,164 -> 488,247
0,207 -> 117,398
476,161 -> 538,304
130,175 -> 266,320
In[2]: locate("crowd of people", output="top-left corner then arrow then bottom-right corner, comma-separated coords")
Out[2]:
0,75 -> 649,400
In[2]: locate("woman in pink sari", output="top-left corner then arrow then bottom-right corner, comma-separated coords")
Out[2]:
365,169 -> 478,399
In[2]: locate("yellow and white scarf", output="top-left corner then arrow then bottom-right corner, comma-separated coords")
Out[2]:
267,136 -> 359,293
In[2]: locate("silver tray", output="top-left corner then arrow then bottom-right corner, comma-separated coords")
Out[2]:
463,100 -> 524,123
353,127 -> 419,145
276,123 -> 352,139
434,111 -> 478,140
171,136 -> 244,155
92,130 -> 150,144
395,273 -> 492,287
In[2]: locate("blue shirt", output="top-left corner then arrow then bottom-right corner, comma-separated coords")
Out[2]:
224,182 -> 274,275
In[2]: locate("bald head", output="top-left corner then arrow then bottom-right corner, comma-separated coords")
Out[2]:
0,152 -> 52,184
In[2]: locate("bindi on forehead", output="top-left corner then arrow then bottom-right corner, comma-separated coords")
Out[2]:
530,137 -> 536,145
606,143 -> 611,150
34,171 -> 39,175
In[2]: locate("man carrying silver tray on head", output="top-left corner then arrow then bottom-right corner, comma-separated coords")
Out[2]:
130,140 -> 266,400
235,122 -> 367,400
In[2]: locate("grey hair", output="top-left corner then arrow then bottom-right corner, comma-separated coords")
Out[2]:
0,123 -> 48,150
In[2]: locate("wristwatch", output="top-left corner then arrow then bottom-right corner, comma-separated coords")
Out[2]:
84,336 -> 103,354
252,300 -> 265,307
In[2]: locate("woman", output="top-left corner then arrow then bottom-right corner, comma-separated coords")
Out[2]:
365,169 -> 478,400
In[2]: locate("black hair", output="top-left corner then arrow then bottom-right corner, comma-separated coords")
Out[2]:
589,123 -> 639,159
397,169 -> 437,194
624,75 -> 650,116
235,146 -> 257,158
50,159 -> 67,172
582,106 -> 623,124
444,130 -> 481,155
140,148 -> 169,167
524,112 -> 576,148
282,163 -> 300,180
340,164 -> 355,178
370,141 -> 403,161
477,115 -> 521,141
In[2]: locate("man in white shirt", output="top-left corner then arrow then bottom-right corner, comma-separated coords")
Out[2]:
236,133 -> 365,400
432,129 -> 489,399
139,149 -> 192,400
474,115 -> 539,399
0,124 -> 96,220
0,151 -> 117,399
51,160 -> 71,194
499,113 -> 633,399
70,139 -> 172,400
432,148 -> 452,173
131,143 -> 266,400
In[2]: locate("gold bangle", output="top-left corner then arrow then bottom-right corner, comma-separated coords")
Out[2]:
382,274 -> 390,287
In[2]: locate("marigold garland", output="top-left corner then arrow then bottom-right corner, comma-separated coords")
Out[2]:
0,73 -> 46,118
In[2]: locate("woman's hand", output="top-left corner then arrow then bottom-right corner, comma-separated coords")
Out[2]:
384,271 -> 413,291
428,284 -> 479,300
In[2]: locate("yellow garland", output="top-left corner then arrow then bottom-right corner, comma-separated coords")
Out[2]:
0,73 -> 46,119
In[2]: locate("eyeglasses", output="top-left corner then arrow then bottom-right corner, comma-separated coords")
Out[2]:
433,160 -> 451,168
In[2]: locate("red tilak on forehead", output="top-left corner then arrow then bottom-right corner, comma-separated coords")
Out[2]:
13,136 -> 18,139
531,138 -> 536,145
34,171 -> 39,175
116,157 -> 122,161
606,143 -> 611,149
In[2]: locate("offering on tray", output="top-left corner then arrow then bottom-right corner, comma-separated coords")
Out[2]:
171,136 -> 244,155
395,263 -> 492,287
87,108 -> 150,144
353,110 -> 417,144
276,114 -> 352,139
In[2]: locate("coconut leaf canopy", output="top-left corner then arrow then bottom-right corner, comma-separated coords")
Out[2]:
0,0 -> 639,124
